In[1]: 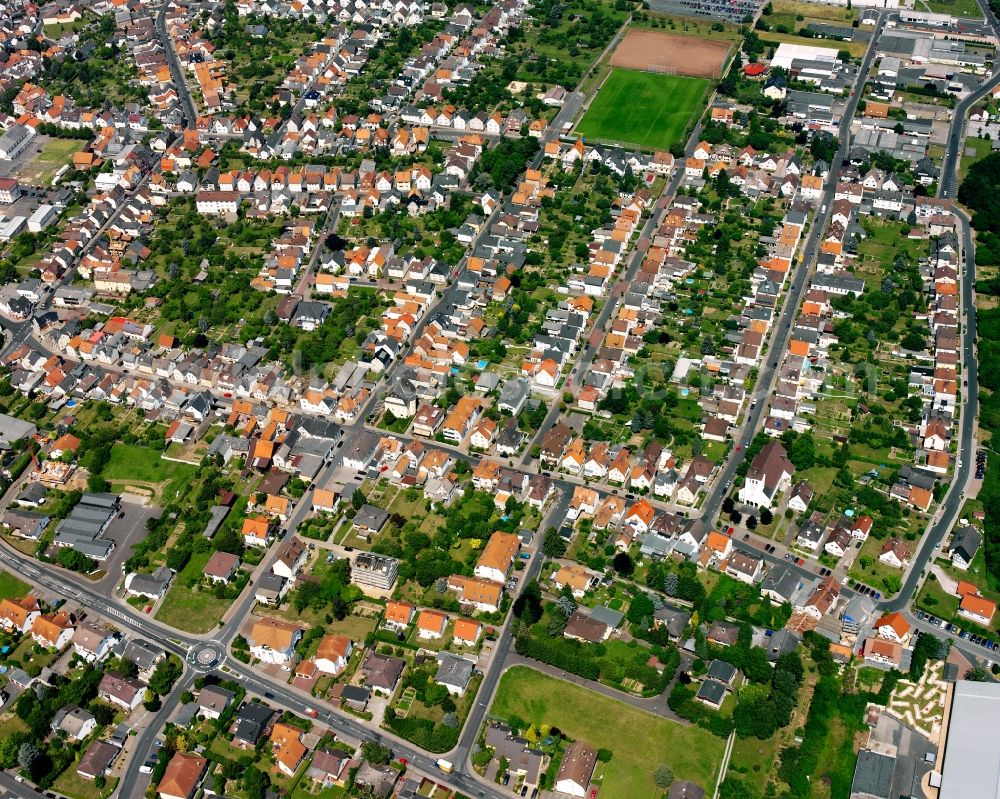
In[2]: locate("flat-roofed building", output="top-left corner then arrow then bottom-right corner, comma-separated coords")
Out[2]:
938,680 -> 1000,799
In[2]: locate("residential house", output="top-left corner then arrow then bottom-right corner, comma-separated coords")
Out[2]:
0,595 -> 40,633
948,525 -> 982,570
738,441 -> 794,508
474,531 -> 520,583
32,610 -> 74,649
248,618 -> 303,664
417,609 -> 448,639
878,538 -> 909,569
157,753 -> 207,799
874,612 -> 909,643
360,651 -> 405,696
198,686 -> 235,720
555,741 -> 597,798
315,634 -> 353,675
98,672 -> 146,711
384,600 -> 416,629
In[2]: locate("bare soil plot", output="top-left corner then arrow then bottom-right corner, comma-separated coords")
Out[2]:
609,29 -> 731,78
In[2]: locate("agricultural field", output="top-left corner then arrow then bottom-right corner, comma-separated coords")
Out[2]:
576,68 -> 708,150
490,665 -> 725,798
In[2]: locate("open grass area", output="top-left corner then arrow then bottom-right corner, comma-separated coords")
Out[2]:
290,779 -> 346,799
923,0 -> 983,17
155,550 -> 232,633
490,665 -> 724,797
0,716 -> 28,739
636,15 -> 745,41
102,443 -> 197,501
17,137 -> 81,185
576,68 -> 708,151
770,0 -> 857,22
0,570 -> 30,602
960,136 -> 996,182
916,573 -> 960,619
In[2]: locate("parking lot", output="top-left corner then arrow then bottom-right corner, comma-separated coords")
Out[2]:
85,498 -> 162,596
915,609 -> 999,653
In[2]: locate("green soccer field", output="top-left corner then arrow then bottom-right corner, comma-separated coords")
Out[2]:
575,68 -> 709,151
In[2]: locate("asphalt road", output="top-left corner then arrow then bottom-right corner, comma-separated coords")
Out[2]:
2,8 -> 992,797
698,12 -> 888,528
875,0 -> 993,609
879,205 -> 979,612
115,671 -> 195,799
938,0 -> 1000,197
450,489 -> 568,768
154,1 -> 197,128
0,772 -> 47,799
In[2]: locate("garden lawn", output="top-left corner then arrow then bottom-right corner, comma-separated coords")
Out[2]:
576,69 -> 707,151
53,766 -> 118,799
491,665 -> 724,797
0,571 -> 30,602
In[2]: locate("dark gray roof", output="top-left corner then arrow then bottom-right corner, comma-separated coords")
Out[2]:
706,659 -> 738,684
354,504 -> 389,530
696,679 -> 727,706
668,781 -> 706,799
851,750 -> 895,799
435,653 -> 474,690
948,526 -> 982,563
233,701 -> 275,744
653,605 -> 691,638
766,629 -> 801,661
589,605 -> 625,628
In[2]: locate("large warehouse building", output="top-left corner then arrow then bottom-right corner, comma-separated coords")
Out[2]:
938,680 -> 1000,798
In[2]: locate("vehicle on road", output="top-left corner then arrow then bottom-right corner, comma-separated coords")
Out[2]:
437,759 -> 454,774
